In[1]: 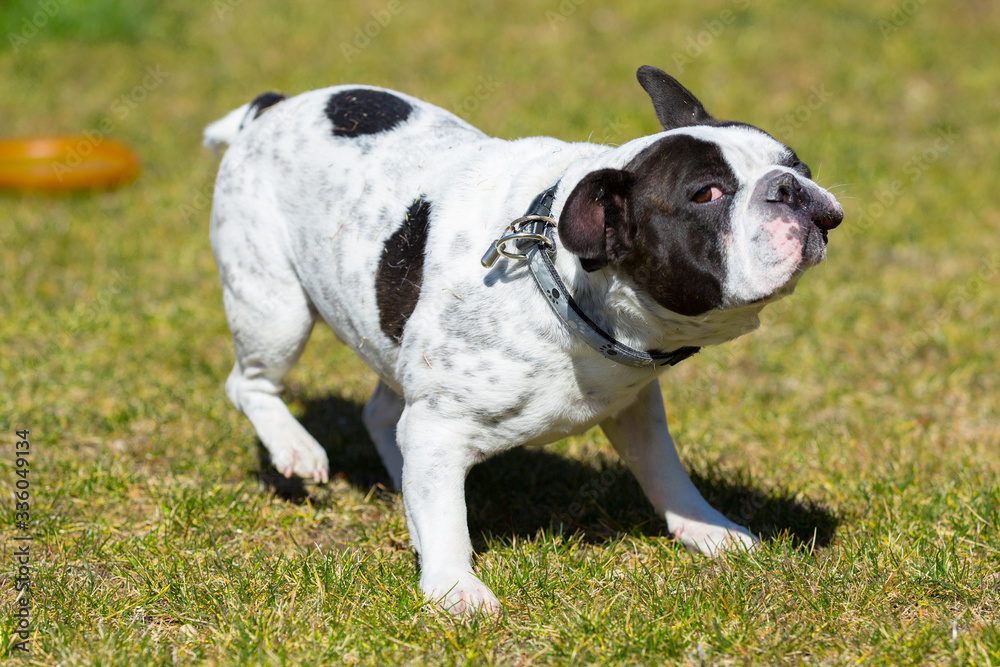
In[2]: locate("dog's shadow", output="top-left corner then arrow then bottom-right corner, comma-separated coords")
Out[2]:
257,394 -> 840,550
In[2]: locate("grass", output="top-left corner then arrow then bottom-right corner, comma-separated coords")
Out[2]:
1,0 -> 999,663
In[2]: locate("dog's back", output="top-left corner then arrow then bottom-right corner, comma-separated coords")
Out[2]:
206,85 -> 601,381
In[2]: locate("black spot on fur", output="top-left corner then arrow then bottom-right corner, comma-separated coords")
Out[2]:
242,91 -> 286,129
326,89 -> 412,138
472,395 -> 531,428
376,198 -> 431,343
780,148 -> 813,180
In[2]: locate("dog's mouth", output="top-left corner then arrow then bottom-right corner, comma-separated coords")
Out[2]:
800,216 -> 830,267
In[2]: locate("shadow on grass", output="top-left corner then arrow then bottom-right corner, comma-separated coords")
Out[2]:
256,394 -> 840,551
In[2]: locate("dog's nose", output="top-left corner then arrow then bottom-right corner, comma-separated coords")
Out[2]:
765,172 -> 808,207
765,172 -> 842,231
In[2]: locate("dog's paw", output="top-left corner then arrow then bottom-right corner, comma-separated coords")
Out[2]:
271,436 -> 329,484
666,510 -> 759,557
421,571 -> 500,617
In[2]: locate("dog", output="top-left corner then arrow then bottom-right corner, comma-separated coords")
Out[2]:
204,65 -> 843,615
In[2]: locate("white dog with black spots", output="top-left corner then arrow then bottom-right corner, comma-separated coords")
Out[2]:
204,66 -> 843,614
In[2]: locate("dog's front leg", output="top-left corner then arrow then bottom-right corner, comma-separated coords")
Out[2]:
601,378 -> 758,555
397,402 -> 500,615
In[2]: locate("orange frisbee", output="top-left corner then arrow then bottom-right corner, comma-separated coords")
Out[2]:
0,136 -> 140,191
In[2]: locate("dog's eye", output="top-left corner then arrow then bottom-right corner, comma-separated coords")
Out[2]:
692,186 -> 724,203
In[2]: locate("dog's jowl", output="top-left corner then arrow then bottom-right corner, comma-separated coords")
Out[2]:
205,65 -> 843,615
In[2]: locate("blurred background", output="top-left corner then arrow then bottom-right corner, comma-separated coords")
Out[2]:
1,0 -> 997,662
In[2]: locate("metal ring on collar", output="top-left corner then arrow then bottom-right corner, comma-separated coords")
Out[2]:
495,232 -> 554,260
481,211 -> 558,268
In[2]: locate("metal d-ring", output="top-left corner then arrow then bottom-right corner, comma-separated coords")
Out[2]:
495,231 -> 554,260
480,215 -> 557,267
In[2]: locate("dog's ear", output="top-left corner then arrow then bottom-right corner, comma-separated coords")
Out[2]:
636,65 -> 714,130
558,169 -> 635,271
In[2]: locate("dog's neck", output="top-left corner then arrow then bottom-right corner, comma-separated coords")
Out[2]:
553,249 -> 766,355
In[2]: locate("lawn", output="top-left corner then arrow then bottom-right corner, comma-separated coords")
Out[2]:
1,0 -> 998,664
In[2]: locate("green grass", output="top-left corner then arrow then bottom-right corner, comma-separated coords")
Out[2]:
1,0 -> 999,663
0,0 -> 158,48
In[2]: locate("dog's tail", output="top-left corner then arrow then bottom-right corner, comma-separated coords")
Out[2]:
202,91 -> 287,155
202,103 -> 250,154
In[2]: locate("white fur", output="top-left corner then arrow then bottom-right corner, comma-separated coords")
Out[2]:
206,84 -> 838,614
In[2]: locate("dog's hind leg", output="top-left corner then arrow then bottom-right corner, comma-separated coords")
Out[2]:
362,380 -> 405,490
601,378 -> 758,556
214,215 -> 329,483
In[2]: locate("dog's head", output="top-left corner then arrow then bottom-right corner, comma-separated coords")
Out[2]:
559,65 -> 842,317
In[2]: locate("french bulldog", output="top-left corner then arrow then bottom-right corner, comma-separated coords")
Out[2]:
204,65 -> 843,614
